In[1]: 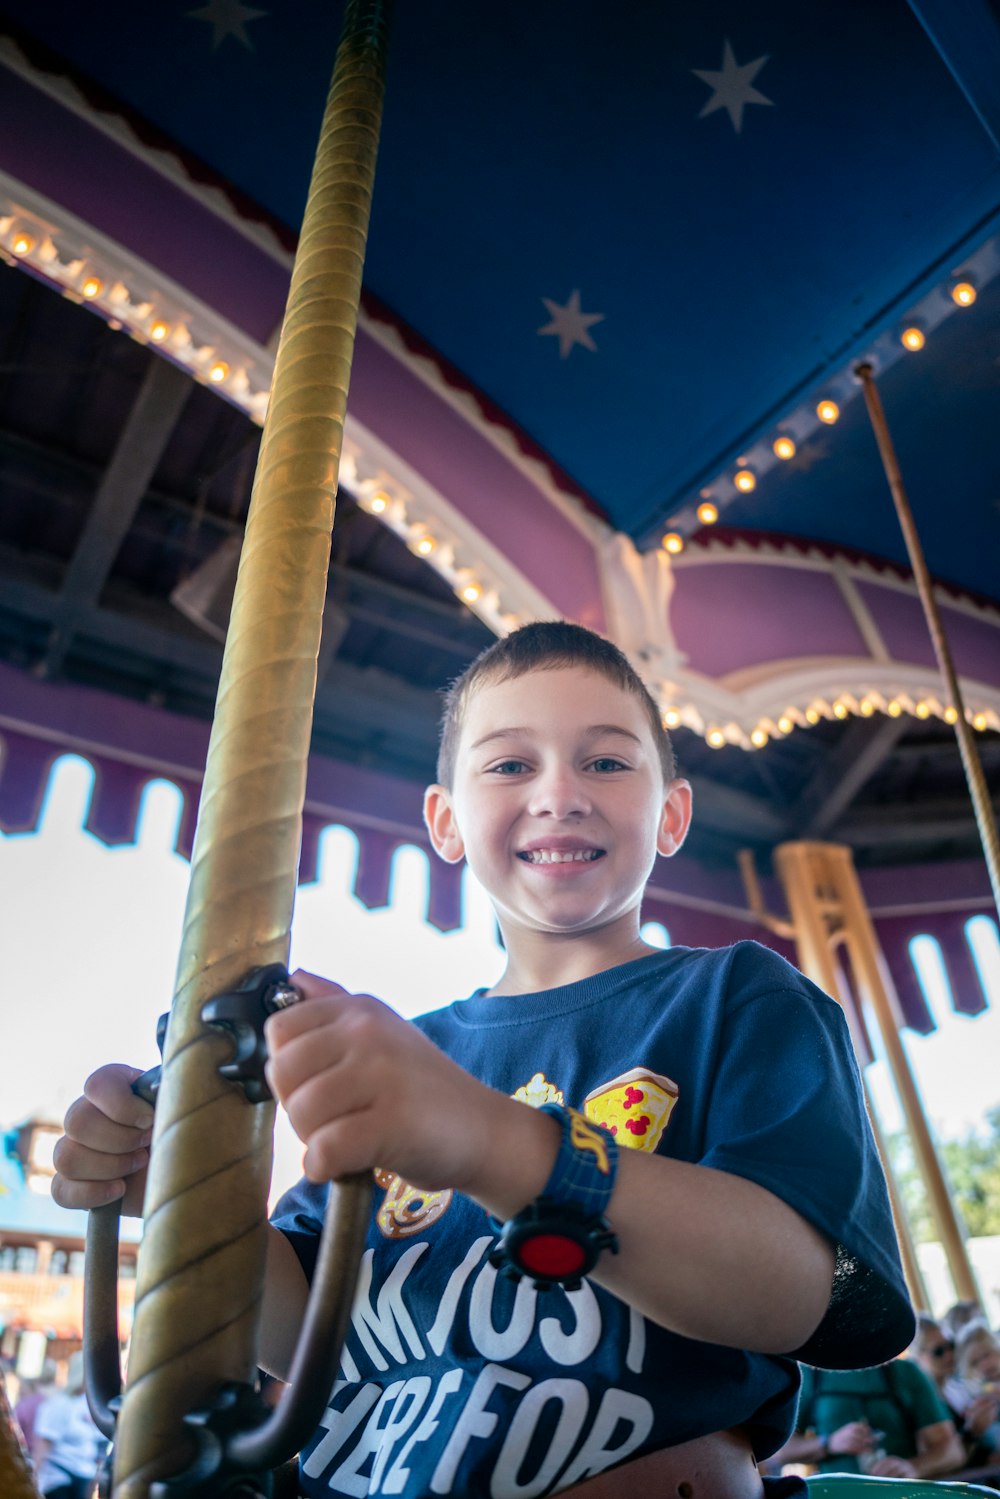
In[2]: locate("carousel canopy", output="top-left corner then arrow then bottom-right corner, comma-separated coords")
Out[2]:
0,2 -> 997,971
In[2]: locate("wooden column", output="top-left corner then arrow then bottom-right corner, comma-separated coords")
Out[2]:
773,840 -> 980,1307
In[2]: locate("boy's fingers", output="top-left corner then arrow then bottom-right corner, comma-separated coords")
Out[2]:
52,1133 -> 148,1184
289,969 -> 346,1000
51,1173 -> 127,1211
81,1064 -> 156,1131
64,1093 -> 153,1154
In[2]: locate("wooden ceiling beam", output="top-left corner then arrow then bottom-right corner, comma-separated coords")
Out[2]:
790,717 -> 909,836
40,356 -> 192,676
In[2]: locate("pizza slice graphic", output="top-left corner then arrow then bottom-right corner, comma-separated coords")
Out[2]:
583,1067 -> 678,1152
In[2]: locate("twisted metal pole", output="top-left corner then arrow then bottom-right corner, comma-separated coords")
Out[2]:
856,362 -> 1000,920
112,5 -> 390,1492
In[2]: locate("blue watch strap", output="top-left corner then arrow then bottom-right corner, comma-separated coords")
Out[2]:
535,1102 -> 619,1215
488,1104 -> 620,1289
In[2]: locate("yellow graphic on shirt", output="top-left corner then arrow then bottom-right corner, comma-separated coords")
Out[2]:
583,1068 -> 678,1152
513,1071 -> 564,1108
373,1166 -> 453,1239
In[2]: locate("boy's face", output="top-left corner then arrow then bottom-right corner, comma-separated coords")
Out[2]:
425,665 -> 691,948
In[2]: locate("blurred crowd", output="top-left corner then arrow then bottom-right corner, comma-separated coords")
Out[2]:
4,1351 -> 106,1499
767,1298 -> 1000,1488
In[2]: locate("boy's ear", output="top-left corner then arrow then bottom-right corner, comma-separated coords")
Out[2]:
423,784 -> 466,865
656,778 -> 693,859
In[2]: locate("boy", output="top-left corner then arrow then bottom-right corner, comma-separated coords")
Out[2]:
53,622 -> 914,1498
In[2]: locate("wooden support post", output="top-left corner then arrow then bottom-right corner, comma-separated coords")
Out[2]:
773,840 -> 980,1308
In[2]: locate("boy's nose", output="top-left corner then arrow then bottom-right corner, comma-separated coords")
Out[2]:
527,769 -> 593,819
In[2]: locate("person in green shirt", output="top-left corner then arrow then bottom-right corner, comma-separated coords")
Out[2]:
774,1359 -> 964,1479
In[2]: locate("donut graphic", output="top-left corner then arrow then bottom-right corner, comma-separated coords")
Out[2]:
375,1173 -> 454,1239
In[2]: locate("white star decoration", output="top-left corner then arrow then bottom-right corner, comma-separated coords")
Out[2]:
538,290 -> 605,359
692,39 -> 773,134
187,0 -> 266,50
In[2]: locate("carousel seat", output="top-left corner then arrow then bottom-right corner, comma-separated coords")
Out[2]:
806,1476 -> 998,1496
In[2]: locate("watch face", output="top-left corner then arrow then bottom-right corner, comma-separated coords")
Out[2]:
516,1231 -> 588,1280
495,1202 -> 616,1288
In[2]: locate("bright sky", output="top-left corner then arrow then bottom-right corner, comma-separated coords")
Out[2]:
1,754 -> 999,1208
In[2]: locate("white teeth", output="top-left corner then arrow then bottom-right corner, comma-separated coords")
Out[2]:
521,849 -> 601,864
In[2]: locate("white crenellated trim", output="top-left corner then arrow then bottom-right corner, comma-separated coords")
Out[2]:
0,35 -> 295,266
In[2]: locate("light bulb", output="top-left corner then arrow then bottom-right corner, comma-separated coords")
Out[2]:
887,699 -> 902,717
663,708 -> 681,730
662,532 -> 684,555
750,727 -> 768,748
12,233 -> 34,256
805,706 -> 820,725
208,361 -> 229,383
973,712 -> 988,731
777,715 -> 793,735
368,491 -> 389,514
944,705 -> 958,724
460,581 -> 482,605
773,436 -> 796,460
734,469 -> 756,493
833,701 -> 849,719
951,281 -> 976,307
915,700 -> 931,719
860,698 -> 875,717
900,326 -> 925,351
150,321 -> 170,342
817,399 -> 840,425
696,501 -> 719,525
707,728 -> 726,749
81,276 -> 103,298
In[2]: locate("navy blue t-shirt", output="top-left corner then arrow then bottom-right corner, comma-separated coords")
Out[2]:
272,942 -> 913,1498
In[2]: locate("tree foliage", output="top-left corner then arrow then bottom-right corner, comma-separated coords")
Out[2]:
887,1106 -> 1000,1242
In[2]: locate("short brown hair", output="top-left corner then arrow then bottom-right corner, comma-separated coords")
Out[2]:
436,621 -> 676,787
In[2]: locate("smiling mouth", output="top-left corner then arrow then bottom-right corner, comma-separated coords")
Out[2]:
517,849 -> 605,864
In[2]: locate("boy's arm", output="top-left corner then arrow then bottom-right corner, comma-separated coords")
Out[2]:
266,973 -> 835,1355
458,1087 -> 835,1354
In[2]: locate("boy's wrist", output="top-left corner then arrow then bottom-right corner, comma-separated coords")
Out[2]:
462,1092 -> 563,1222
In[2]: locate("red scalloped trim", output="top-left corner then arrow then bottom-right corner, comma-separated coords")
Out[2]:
359,289 -> 608,522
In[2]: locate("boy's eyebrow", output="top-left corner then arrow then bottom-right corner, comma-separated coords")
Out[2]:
468,725 -> 643,751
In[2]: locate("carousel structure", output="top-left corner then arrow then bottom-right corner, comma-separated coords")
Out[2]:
1,1 -> 999,1493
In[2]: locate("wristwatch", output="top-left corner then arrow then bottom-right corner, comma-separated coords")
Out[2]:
489,1103 -> 619,1291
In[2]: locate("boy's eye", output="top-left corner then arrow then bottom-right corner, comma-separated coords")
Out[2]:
488,759 -> 530,775
588,756 -> 628,773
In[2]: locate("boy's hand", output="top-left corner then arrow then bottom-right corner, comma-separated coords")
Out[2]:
52,1064 -> 154,1217
265,971 -> 506,1194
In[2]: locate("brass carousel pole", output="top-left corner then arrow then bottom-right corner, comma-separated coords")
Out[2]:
112,4 -> 390,1494
855,362 -> 1000,920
